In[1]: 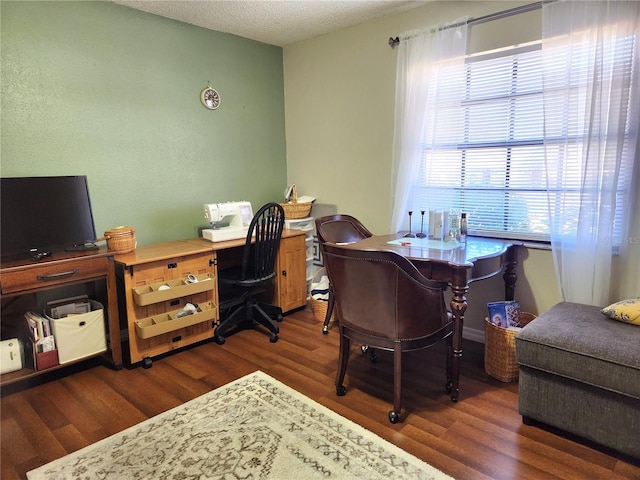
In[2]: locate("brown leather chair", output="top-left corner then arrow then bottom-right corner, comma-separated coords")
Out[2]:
315,214 -> 373,333
322,243 -> 454,423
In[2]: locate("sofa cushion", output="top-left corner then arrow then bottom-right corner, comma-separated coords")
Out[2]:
601,297 -> 640,325
516,302 -> 640,399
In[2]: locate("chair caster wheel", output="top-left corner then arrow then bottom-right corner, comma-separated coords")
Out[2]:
142,357 -> 152,369
270,334 -> 278,343
336,385 -> 346,396
322,326 -> 329,334
445,381 -> 453,393
450,393 -> 458,403
214,335 -> 225,345
388,410 -> 399,423
276,314 -> 283,322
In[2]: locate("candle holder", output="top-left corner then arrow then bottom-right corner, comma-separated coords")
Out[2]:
416,210 -> 427,238
404,211 -> 415,238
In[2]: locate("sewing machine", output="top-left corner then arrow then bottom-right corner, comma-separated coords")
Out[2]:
202,201 -> 254,242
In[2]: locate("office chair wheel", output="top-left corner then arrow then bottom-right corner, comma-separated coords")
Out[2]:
276,313 -> 283,322
388,410 -> 399,423
214,335 -> 226,345
336,385 -> 346,396
269,333 -> 278,343
445,381 -> 453,393
142,357 -> 153,369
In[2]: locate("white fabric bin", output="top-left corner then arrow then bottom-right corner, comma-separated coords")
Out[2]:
48,300 -> 107,364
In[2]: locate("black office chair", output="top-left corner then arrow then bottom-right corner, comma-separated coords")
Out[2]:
315,214 -> 373,334
214,202 -> 285,344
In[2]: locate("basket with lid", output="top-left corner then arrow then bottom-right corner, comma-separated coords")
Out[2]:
102,226 -> 136,254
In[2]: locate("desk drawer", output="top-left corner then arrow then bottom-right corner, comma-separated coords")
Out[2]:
1,257 -> 107,294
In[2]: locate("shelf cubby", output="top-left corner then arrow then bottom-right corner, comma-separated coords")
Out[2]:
134,301 -> 217,339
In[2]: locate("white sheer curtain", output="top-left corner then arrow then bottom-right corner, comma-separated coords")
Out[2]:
390,23 -> 468,234
543,0 -> 640,305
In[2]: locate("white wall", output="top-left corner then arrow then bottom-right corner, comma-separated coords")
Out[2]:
283,1 -> 640,340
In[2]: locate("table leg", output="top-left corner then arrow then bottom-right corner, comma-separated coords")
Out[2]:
503,246 -> 518,301
449,279 -> 468,402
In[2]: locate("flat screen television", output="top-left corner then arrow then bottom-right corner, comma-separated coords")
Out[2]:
1,175 -> 98,261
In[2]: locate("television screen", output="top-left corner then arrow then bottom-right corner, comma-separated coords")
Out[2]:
1,176 -> 98,261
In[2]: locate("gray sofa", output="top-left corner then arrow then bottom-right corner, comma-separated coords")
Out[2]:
515,302 -> 640,460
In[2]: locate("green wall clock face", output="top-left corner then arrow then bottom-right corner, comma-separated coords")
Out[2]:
201,87 -> 220,110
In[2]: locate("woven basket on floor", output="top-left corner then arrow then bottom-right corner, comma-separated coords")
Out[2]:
484,312 -> 536,382
309,269 -> 334,323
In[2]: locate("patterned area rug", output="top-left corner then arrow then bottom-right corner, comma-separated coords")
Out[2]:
27,371 -> 453,479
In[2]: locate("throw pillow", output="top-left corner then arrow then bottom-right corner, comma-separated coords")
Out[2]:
601,298 -> 640,325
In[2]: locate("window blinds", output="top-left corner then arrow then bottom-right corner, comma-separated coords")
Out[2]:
412,36 -> 635,243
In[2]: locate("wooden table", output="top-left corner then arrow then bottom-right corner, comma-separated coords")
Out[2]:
341,234 -> 521,401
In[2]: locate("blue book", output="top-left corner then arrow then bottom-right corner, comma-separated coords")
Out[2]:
487,301 -> 521,328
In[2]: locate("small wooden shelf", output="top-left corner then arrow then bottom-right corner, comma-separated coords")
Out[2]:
135,301 -> 217,339
132,273 -> 215,306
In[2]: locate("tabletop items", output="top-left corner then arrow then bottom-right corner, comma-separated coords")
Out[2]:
404,210 -> 468,242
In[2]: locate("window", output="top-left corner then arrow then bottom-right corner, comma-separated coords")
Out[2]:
410,35 -> 636,243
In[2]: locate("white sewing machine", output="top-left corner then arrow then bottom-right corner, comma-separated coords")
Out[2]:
202,201 -> 254,242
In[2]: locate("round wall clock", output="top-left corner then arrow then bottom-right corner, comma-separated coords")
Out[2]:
201,86 -> 220,110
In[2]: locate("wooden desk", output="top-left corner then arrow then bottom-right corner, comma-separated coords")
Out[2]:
114,230 -> 307,366
0,248 -> 123,387
342,235 -> 521,401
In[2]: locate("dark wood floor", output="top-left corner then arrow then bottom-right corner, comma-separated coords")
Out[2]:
2,306 -> 639,480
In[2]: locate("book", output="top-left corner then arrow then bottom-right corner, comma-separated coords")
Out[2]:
46,294 -> 91,319
487,300 -> 521,328
24,311 -> 44,341
36,335 -> 56,353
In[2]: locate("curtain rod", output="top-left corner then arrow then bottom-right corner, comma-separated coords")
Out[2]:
388,1 -> 542,48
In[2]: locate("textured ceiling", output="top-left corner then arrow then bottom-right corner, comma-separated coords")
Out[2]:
113,0 -> 429,47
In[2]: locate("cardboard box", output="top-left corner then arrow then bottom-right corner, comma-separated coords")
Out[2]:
48,300 -> 107,364
35,348 -> 59,371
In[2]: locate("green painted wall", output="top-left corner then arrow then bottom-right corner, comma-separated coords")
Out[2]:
1,1 -> 287,246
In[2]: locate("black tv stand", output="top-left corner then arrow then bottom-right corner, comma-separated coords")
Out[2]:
65,243 -> 100,252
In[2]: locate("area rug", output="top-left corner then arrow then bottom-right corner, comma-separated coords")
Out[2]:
27,371 -> 453,479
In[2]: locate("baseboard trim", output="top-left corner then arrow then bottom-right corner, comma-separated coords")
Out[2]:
463,326 -> 485,344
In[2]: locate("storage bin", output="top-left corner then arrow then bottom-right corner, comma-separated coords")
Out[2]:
48,300 -> 107,364
305,236 -> 314,259
484,312 -> 536,382
134,301 -> 217,339
34,347 -> 59,371
309,269 -> 334,323
132,273 -> 215,306
285,217 -> 314,231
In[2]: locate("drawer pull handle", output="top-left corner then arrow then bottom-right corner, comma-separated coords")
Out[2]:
37,269 -> 80,281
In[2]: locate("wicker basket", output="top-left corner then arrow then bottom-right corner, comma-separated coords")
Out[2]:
310,269 -> 334,323
280,184 -> 312,219
102,226 -> 136,254
484,311 -> 537,382
280,201 -> 312,219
